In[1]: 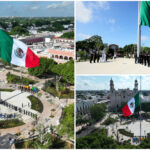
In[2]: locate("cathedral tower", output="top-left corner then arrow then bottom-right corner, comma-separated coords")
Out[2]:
134,79 -> 138,92
110,78 -> 114,92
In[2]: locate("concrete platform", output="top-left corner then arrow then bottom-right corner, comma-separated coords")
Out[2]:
76,58 -> 150,74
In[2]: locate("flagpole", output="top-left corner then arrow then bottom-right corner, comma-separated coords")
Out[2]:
137,1 -> 141,58
140,76 -> 142,140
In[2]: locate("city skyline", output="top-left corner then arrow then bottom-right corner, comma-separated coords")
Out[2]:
76,76 -> 150,91
0,1 -> 74,17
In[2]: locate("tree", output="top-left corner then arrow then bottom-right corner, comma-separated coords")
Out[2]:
52,60 -> 74,84
76,128 -> 117,149
28,57 -> 56,77
90,104 -> 106,122
57,104 -> 74,138
10,26 -> 29,36
61,32 -> 74,39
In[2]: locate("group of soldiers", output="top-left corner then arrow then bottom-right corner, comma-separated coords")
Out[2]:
90,50 -> 108,63
134,52 -> 150,67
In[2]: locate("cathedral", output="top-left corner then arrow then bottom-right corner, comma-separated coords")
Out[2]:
109,78 -> 138,109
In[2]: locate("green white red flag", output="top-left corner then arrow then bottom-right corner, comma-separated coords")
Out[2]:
140,1 -> 150,27
0,29 -> 40,68
122,92 -> 140,117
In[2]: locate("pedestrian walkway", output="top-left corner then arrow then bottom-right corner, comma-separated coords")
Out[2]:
76,58 -> 150,74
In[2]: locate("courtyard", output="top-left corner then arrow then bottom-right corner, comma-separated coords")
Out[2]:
76,58 -> 150,74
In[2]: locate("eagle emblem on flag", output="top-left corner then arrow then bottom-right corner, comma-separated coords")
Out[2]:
15,48 -> 25,58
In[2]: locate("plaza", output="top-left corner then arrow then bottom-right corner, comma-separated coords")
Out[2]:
76,58 -> 150,74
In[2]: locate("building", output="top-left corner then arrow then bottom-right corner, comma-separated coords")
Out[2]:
49,37 -> 74,63
109,78 -> 138,109
76,100 -> 95,116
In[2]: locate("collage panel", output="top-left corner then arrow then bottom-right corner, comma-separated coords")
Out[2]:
0,1 -> 74,149
76,1 -> 150,75
76,75 -> 150,149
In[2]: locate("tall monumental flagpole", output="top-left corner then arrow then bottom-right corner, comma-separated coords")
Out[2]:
137,1 -> 141,58
140,76 -> 142,140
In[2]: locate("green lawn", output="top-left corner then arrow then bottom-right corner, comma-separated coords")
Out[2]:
118,129 -> 134,137
0,119 -> 25,129
27,95 -> 43,113
0,88 -> 14,92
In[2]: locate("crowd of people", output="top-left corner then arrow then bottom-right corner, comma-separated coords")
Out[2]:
18,85 -> 38,93
132,136 -> 146,143
134,52 -> 150,67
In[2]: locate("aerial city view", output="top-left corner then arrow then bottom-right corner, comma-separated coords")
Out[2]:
0,1 -> 74,149
76,76 -> 150,149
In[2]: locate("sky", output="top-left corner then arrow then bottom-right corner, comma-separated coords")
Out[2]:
76,76 -> 150,91
0,1 -> 74,17
76,1 -> 150,47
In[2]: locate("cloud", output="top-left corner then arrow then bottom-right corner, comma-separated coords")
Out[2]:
76,2 -> 92,23
141,36 -> 149,41
76,76 -> 150,91
98,1 -> 110,10
108,18 -> 115,24
77,33 -> 91,40
31,6 -> 39,10
76,1 -> 110,24
47,2 -> 72,9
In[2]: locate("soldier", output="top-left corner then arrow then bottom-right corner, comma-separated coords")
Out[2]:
93,50 -> 97,63
90,50 -> 94,63
97,51 -> 100,63
144,53 -> 147,66
134,52 -> 137,64
148,53 -> 150,67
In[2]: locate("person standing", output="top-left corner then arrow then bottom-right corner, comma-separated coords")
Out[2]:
148,53 -> 150,67
144,53 -> 147,66
90,50 -> 94,63
93,50 -> 97,63
97,51 -> 100,63
134,52 -> 137,64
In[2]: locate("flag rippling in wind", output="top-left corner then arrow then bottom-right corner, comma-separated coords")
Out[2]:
122,92 -> 140,117
140,1 -> 150,27
0,29 -> 40,68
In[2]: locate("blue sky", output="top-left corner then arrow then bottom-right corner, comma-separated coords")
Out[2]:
0,1 -> 74,17
76,76 -> 150,91
76,1 -> 150,47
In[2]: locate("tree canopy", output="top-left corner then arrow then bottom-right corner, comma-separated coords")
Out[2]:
61,31 -> 74,39
76,35 -> 104,52
57,104 -> 74,138
90,103 -> 106,122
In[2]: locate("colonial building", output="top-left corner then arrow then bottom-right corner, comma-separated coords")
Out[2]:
76,100 -> 95,116
49,37 -> 74,63
109,78 -> 138,109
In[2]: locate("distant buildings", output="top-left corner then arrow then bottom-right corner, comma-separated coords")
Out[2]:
18,32 -> 74,64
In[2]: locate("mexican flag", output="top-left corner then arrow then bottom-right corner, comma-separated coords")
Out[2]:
0,29 -> 40,68
140,1 -> 150,27
122,92 -> 140,117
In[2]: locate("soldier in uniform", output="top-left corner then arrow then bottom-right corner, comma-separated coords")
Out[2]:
148,53 -> 150,67
144,52 -> 147,66
90,50 -> 94,63
97,51 -> 100,63
134,52 -> 137,64
93,50 -> 97,63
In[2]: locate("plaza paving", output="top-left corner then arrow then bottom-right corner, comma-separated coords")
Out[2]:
119,120 -> 150,136
76,58 -> 150,74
